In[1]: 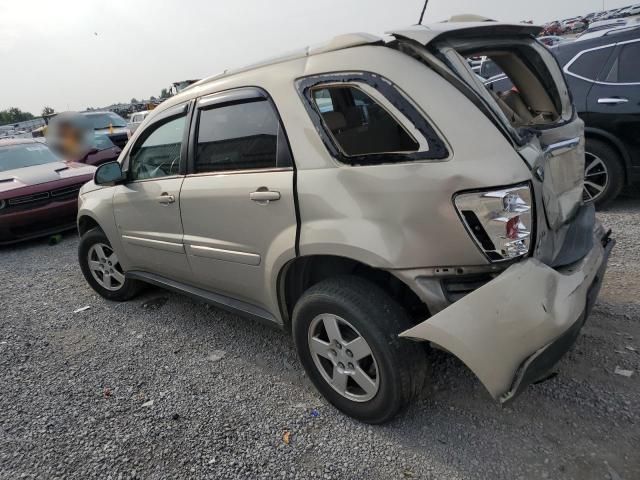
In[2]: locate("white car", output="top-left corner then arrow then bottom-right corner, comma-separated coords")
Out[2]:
577,20 -> 639,41
127,111 -> 151,133
626,5 -> 640,17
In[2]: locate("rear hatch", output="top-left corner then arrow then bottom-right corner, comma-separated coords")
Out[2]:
390,24 -> 586,263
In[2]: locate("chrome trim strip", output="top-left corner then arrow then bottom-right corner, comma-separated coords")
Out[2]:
121,235 -> 185,253
543,137 -> 581,158
597,97 -> 629,104
186,244 -> 261,266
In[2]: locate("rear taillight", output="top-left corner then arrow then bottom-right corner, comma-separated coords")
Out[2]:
454,184 -> 533,261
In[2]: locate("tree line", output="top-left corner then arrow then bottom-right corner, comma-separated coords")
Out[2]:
2,86 -> 171,126
0,106 -> 55,126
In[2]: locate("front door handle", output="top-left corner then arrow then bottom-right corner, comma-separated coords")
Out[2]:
250,188 -> 280,204
158,193 -> 175,205
597,97 -> 628,105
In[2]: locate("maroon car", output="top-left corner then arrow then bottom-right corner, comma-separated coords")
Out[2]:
0,138 -> 96,245
80,134 -> 122,167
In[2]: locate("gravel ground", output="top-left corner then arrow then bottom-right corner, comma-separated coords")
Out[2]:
1,197 -> 639,480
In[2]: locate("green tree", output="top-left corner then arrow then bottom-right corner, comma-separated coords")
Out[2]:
41,106 -> 55,117
0,107 -> 35,125
130,98 -> 139,104
159,88 -> 171,99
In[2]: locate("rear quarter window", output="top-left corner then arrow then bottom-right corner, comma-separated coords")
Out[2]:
310,85 -> 419,157
297,72 -> 448,166
615,41 -> 640,83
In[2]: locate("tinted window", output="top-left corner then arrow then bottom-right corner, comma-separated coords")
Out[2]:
92,134 -> 116,151
480,59 -> 504,79
618,42 -> 640,83
129,115 -> 185,180
0,143 -> 59,172
311,85 -> 419,157
567,47 -> 614,80
195,100 -> 284,173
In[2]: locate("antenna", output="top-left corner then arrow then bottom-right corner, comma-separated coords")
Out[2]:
418,0 -> 429,24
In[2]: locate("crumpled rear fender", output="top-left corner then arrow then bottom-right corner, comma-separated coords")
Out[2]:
400,236 -> 606,400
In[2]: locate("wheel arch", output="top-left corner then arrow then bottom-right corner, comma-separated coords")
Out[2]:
277,254 -> 429,332
77,214 -> 102,236
584,127 -> 631,185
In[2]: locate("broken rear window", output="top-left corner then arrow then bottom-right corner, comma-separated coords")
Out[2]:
310,85 -> 419,157
462,44 -> 566,130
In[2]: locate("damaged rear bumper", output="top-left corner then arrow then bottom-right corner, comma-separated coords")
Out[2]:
400,227 -> 615,403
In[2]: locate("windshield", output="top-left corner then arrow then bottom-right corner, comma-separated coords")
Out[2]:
0,143 -> 60,172
92,134 -> 117,151
84,112 -> 127,129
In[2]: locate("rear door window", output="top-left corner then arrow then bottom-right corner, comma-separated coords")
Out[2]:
566,46 -> 615,81
194,99 -> 290,173
310,85 -> 419,157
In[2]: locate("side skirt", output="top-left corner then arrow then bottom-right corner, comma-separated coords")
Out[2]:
126,270 -> 283,329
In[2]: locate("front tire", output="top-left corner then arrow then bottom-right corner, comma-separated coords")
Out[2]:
292,276 -> 428,424
78,228 -> 141,301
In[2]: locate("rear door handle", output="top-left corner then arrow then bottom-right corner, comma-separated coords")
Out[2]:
157,193 -> 175,205
597,97 -> 628,105
250,189 -> 280,204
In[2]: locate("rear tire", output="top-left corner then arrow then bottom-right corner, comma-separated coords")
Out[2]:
292,276 -> 428,424
78,228 -> 141,301
584,138 -> 624,208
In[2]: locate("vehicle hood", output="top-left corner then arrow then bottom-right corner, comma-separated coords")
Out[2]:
389,23 -> 543,46
0,161 -> 96,193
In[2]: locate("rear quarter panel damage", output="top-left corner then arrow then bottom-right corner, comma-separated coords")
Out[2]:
400,238 -> 605,399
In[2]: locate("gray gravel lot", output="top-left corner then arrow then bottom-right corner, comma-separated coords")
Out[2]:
1,197 -> 639,480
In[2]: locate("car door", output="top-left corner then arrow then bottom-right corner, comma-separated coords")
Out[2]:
586,39 -> 640,172
179,88 -> 297,314
113,103 -> 193,281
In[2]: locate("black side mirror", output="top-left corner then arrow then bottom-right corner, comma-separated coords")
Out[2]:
95,161 -> 126,185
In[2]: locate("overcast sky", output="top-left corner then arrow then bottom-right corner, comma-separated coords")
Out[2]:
0,0 -> 632,114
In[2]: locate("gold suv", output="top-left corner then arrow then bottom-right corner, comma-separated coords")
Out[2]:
77,23 -> 614,423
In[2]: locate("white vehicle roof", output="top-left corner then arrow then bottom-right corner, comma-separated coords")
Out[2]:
588,19 -> 627,30
576,22 -> 639,41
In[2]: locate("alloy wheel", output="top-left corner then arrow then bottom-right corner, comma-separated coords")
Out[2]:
583,152 -> 609,203
307,313 -> 380,402
87,243 -> 125,291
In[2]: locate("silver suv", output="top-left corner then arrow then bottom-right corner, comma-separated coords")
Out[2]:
77,23 -> 614,423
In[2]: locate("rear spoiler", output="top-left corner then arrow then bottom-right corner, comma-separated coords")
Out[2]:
388,23 -> 543,47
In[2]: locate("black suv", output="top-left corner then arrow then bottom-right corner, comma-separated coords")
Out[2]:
554,27 -> 640,206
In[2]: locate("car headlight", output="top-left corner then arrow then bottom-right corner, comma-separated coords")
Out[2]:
454,184 -> 533,261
